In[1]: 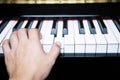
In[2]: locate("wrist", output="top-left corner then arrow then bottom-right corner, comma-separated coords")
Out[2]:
9,76 -> 33,80
9,74 -> 34,80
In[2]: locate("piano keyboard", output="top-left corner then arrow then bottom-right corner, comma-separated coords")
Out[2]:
0,15 -> 120,57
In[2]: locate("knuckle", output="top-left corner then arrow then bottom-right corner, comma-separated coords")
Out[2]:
2,39 -> 9,49
29,28 -> 38,33
10,32 -> 17,41
10,32 -> 16,38
18,28 -> 26,34
2,40 -> 8,46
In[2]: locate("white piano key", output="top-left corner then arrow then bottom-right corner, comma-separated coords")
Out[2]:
67,20 -> 74,36
40,20 -> 49,44
103,20 -> 118,55
64,20 -> 74,56
0,20 -> 17,44
0,20 -> 3,53
73,20 -> 80,36
64,35 -> 74,56
0,20 -> 17,54
73,20 -> 85,57
43,20 -> 54,53
43,35 -> 54,53
20,20 -> 28,28
1,21 -> 18,40
83,20 -> 91,34
30,20 -> 38,28
0,46 -> 3,54
93,20 -> 107,56
56,21 -> 63,37
54,20 -> 64,53
107,20 -> 120,53
83,20 -> 96,57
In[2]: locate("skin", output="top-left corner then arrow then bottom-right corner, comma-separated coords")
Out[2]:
2,28 -> 61,80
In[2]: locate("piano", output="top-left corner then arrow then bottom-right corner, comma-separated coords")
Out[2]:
0,3 -> 120,57
0,3 -> 120,80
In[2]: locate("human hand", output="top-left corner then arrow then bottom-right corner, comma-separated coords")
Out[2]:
2,28 -> 61,80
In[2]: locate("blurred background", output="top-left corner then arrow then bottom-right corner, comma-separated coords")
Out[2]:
0,0 -> 119,4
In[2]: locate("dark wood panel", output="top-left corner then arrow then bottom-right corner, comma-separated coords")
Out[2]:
0,57 -> 120,80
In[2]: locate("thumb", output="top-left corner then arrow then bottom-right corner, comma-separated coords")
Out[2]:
48,42 -> 61,62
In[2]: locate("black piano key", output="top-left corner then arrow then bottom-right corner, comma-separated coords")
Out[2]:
88,19 -> 96,34
51,28 -> 57,36
24,18 -> 33,29
63,28 -> 68,36
38,20 -> 43,31
113,19 -> 120,33
51,19 -> 57,37
98,19 -> 108,34
0,20 -> 9,34
27,20 -> 34,29
52,19 -> 57,29
63,19 -> 68,37
78,19 -> 85,34
12,19 -> 24,32
36,19 -> 42,30
31,18 -> 42,29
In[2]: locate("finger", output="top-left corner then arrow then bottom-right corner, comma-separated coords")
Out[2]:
17,28 -> 28,42
9,31 -> 18,50
48,42 -> 61,62
39,32 -> 42,40
28,29 -> 40,41
2,39 -> 11,55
